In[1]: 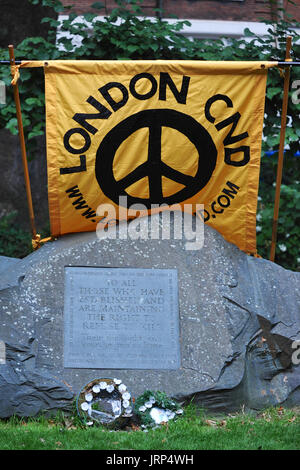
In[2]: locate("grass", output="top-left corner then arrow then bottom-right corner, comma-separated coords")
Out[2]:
0,405 -> 299,451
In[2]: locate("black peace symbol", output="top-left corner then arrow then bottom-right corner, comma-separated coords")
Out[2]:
95,109 -> 217,208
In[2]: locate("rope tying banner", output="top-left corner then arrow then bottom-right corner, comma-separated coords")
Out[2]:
10,64 -> 20,85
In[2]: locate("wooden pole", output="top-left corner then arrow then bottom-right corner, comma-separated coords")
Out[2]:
269,36 -> 292,262
8,45 -> 37,241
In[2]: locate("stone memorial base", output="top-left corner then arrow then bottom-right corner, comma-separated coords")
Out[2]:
0,213 -> 299,417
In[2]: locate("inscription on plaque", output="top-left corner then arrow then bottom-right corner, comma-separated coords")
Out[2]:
64,267 -> 180,369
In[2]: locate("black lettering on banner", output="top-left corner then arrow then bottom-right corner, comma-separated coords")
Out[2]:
66,186 -> 89,210
217,194 -> 231,208
198,209 -> 210,222
225,146 -> 250,167
205,94 -> 233,123
66,185 -> 82,198
61,127 -> 90,174
211,201 -> 223,214
82,207 -> 97,219
66,185 -> 97,221
129,73 -> 158,100
195,181 -> 240,222
215,112 -> 249,146
196,208 -> 211,222
201,209 -> 210,222
71,195 -> 89,210
159,72 -> 190,105
205,94 -> 250,168
222,181 -> 240,198
99,82 -> 129,112
63,128 -> 91,154
60,155 -> 86,175
73,96 -> 112,135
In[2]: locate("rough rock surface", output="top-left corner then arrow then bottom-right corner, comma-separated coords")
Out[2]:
0,213 -> 299,417
0,256 -> 20,275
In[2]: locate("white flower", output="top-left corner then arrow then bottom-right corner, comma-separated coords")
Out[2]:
99,381 -> 107,390
145,401 -> 153,408
150,407 -> 170,424
286,233 -> 290,238
165,410 -> 175,420
256,226 -> 262,232
81,402 -> 90,411
118,384 -> 127,393
176,409 -> 184,415
258,196 -> 262,201
123,400 -> 130,408
113,378 -> 122,385
297,257 -> 300,264
86,421 -> 94,426
139,405 -> 146,412
122,392 -> 131,401
256,213 -> 262,221
106,385 -> 114,393
279,244 -> 287,252
85,393 -> 93,402
92,385 -> 100,394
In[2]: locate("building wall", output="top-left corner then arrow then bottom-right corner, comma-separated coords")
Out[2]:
60,0 -> 300,23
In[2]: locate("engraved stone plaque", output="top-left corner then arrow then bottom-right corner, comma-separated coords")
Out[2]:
64,267 -> 180,369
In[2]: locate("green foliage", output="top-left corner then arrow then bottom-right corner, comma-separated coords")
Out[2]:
256,179 -> 300,270
0,0 -> 299,269
0,212 -> 33,258
28,0 -> 66,13
0,211 -> 51,258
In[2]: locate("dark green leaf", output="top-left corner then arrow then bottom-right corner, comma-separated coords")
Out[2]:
91,1 -> 105,9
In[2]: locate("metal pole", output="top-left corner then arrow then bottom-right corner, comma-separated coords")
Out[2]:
277,61 -> 300,66
269,36 -> 292,262
0,60 -> 300,67
0,60 -> 22,65
8,45 -> 37,241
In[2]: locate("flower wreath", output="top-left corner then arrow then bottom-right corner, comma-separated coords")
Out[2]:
134,390 -> 183,427
76,377 -> 132,427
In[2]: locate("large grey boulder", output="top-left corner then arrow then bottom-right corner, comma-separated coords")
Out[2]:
0,213 -> 299,417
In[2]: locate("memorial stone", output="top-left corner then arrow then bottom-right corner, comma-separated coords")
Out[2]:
0,213 -> 299,417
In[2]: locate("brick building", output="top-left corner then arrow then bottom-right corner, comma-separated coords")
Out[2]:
60,0 -> 300,23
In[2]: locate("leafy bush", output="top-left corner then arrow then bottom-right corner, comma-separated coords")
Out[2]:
0,0 -> 299,269
0,212 -> 33,258
256,179 -> 300,270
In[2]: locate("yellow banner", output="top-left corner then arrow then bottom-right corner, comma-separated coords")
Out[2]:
24,60 -> 275,253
